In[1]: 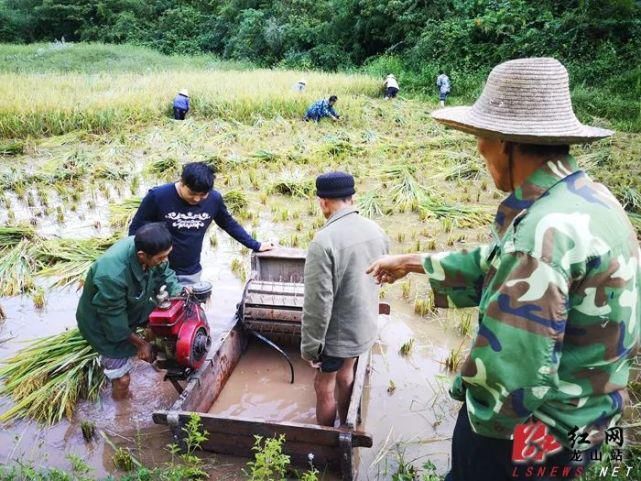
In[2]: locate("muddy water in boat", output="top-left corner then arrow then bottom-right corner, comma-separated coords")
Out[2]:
0,225 -> 463,479
208,340 -> 317,424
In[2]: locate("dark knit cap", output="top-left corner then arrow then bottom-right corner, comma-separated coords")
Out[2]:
315,171 -> 355,198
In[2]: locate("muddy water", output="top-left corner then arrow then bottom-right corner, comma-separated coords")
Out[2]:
208,341 -> 317,424
0,218 -> 463,480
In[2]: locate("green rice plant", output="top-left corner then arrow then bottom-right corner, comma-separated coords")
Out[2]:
109,197 -> 141,229
32,287 -> 46,310
113,448 -> 136,472
387,379 -> 396,394
34,236 -> 118,288
209,233 -> 218,248
399,338 -> 415,357
230,258 -> 246,282
400,279 -> 412,299
358,191 -> 384,218
80,420 -> 96,442
458,311 -> 474,337
223,190 -> 248,214
414,294 -> 435,317
0,328 -> 104,424
443,340 -> 466,373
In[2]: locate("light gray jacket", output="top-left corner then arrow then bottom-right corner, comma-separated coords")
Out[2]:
301,206 -> 389,361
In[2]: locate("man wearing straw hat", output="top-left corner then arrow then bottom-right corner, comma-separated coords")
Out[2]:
368,58 -> 640,480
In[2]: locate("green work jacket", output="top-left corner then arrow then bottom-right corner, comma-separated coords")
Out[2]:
76,236 -> 182,358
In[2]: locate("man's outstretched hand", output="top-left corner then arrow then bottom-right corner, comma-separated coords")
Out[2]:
366,254 -> 425,284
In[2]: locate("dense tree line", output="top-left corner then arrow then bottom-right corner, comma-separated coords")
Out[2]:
1,0 -> 640,96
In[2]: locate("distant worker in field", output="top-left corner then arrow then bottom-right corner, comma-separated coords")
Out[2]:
302,172 -> 389,427
436,71 -> 450,107
383,74 -> 399,99
304,95 -> 340,122
292,79 -> 306,93
129,162 -> 274,285
368,58 -> 639,481
77,223 -> 182,400
173,89 -> 190,120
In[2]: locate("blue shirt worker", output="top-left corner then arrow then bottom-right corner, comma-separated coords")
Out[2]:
129,162 -> 274,284
304,95 -> 340,122
173,89 -> 190,120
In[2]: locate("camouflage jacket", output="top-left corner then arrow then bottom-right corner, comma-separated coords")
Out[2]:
422,156 -> 640,447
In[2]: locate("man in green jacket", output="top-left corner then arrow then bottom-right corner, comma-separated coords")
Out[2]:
302,172 -> 389,426
368,58 -> 640,480
77,222 -> 182,399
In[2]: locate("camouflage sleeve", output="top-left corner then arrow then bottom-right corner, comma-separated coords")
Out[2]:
422,245 -> 493,308
460,251 -> 569,438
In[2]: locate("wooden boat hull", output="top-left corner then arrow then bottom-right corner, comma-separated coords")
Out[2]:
153,322 -> 372,481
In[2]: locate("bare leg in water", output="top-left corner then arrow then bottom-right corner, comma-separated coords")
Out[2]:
314,357 -> 357,426
112,373 -> 130,400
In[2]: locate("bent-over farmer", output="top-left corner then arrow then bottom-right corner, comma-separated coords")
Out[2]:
368,58 -> 640,480
304,95 -> 340,123
173,89 -> 190,120
302,172 -> 389,426
77,223 -> 183,400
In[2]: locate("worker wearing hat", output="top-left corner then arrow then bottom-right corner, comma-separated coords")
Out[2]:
383,73 -> 399,99
293,79 -> 306,93
368,58 -> 640,480
173,89 -> 190,120
302,172 -> 389,427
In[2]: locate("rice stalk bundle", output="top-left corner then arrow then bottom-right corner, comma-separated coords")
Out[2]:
383,165 -> 424,212
251,149 -> 279,162
0,224 -> 37,249
223,190 -> 248,214
147,157 -> 180,179
0,328 -> 103,424
109,197 -> 141,229
269,171 -> 314,198
0,240 -> 37,296
0,141 -> 24,155
34,236 -> 118,288
419,194 -> 493,228
358,191 -> 384,218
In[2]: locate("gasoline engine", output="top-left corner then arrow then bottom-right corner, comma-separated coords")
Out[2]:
148,282 -> 213,392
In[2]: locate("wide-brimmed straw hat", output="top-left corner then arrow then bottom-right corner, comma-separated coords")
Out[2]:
432,57 -> 613,144
179,89 -> 189,97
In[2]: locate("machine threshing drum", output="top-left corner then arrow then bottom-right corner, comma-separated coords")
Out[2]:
240,248 -> 307,343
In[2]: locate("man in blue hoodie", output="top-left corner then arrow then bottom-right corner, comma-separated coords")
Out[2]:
129,162 -> 274,284
173,89 -> 190,120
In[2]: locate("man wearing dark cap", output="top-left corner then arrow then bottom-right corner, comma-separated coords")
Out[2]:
302,172 -> 389,426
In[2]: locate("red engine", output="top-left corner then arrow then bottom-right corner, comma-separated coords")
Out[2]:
148,283 -> 212,371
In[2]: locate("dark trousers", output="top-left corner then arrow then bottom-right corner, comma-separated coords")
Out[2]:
173,107 -> 187,120
385,86 -> 399,98
445,405 -> 597,481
